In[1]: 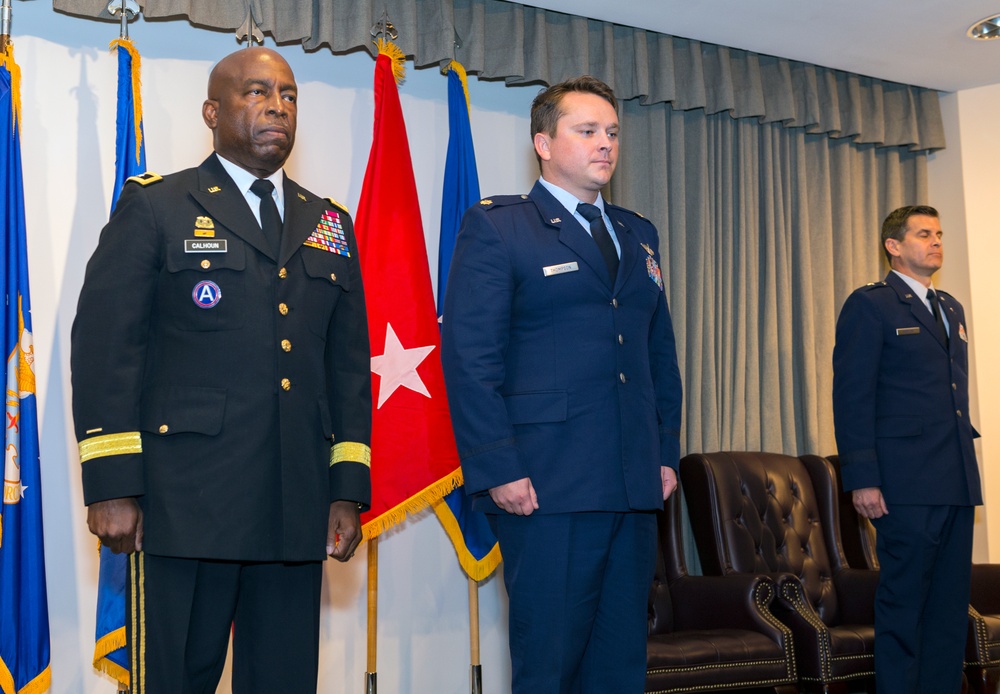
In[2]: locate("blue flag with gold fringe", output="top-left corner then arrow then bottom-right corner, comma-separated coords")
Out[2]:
0,43 -> 52,694
432,62 -> 500,581
92,38 -> 146,688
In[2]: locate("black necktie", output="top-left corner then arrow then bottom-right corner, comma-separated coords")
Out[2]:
577,202 -> 619,281
250,178 -> 281,256
928,288 -> 948,346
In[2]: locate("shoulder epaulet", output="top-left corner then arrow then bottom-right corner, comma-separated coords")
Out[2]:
125,172 -> 163,187
860,281 -> 888,291
478,194 -> 531,210
325,197 -> 350,214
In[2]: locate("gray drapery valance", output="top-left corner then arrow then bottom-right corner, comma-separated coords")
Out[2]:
51,0 -> 944,152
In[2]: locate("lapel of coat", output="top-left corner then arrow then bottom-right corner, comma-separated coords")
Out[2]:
605,204 -> 639,294
278,177 -> 325,266
529,181 -> 613,291
884,271 -> 948,352
189,155 -> 274,261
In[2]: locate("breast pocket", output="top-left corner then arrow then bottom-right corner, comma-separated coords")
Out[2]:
163,240 -> 246,331
300,249 -> 352,338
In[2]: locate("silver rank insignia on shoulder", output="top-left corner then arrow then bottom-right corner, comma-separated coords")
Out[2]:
641,243 -> 654,256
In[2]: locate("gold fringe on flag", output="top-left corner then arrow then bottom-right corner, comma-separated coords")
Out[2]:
92,629 -> 129,688
0,660 -> 51,694
109,37 -> 144,166
447,60 -> 472,114
431,494 -> 502,581
375,38 -> 406,85
0,41 -> 21,132
361,467 -> 463,541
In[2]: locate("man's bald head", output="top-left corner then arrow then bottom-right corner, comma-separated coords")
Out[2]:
202,48 -> 298,178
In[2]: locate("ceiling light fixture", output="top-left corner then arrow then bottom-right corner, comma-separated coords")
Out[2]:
968,14 -> 1000,40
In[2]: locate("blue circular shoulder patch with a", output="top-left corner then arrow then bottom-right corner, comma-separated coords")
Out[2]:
192,280 -> 222,309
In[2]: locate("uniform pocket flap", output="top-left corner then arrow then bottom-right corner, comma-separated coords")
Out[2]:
302,251 -> 351,290
166,238 -> 246,273
875,416 -> 922,438
503,391 -> 567,425
141,386 -> 227,436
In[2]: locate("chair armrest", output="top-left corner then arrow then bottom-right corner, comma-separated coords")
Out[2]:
970,563 -> 1000,614
833,567 -> 879,624
669,574 -> 783,634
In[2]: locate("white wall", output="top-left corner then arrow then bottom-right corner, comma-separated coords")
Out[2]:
14,3 -> 539,692
928,85 -> 1000,563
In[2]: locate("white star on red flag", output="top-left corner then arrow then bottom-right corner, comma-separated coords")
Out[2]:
370,322 -> 435,408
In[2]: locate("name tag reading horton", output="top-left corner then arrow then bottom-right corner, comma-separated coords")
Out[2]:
184,240 -> 228,253
542,261 -> 579,277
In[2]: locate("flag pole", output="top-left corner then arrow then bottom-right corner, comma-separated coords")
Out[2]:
365,537 -> 378,694
0,0 -> 11,53
468,576 -> 482,694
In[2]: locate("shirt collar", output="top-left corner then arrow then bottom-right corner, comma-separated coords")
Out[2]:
214,152 -> 285,213
537,176 -> 606,219
892,269 -> 935,302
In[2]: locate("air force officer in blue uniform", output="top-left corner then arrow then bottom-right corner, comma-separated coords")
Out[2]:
441,76 -> 682,693
833,206 -> 982,693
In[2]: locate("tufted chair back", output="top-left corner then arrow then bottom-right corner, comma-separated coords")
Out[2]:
681,451 -> 841,626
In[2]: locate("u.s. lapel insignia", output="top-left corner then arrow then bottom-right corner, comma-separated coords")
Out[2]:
959,323 -> 968,342
207,186 -> 222,194
297,192 -> 307,201
304,210 -> 351,257
549,218 -> 561,224
194,216 -> 215,237
646,256 -> 664,291
640,243 -> 654,257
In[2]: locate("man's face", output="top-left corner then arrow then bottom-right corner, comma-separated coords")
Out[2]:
533,91 -> 619,203
203,50 -> 298,178
886,214 -> 943,280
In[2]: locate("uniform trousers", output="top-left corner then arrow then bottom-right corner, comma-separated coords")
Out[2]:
871,504 -> 974,694
125,553 -> 323,694
492,510 -> 657,694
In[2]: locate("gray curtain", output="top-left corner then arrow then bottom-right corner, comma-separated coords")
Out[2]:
52,0 -> 943,149
610,101 -> 925,458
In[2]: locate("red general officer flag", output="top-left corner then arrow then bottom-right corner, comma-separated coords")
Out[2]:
355,40 -> 461,537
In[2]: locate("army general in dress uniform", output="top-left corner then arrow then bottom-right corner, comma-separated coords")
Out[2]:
441,76 -> 683,693
71,48 -> 371,693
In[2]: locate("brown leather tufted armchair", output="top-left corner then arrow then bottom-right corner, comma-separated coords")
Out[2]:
646,490 -> 798,693
680,451 -> 877,693
825,454 -> 1000,694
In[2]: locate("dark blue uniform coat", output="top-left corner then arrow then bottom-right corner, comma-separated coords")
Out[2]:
833,270 -> 981,694
441,180 -> 682,513
72,154 -> 372,563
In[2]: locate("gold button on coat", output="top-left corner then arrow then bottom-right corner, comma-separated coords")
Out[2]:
281,339 -> 292,352
330,273 -> 337,282
281,378 -> 291,391
278,267 -> 288,279
200,259 -> 211,269
158,424 -> 169,434
278,303 -> 289,315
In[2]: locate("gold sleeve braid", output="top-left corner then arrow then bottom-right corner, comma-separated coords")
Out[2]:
330,442 -> 371,468
79,432 -> 142,463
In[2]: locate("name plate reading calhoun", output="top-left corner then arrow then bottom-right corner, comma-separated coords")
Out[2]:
185,239 -> 228,253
